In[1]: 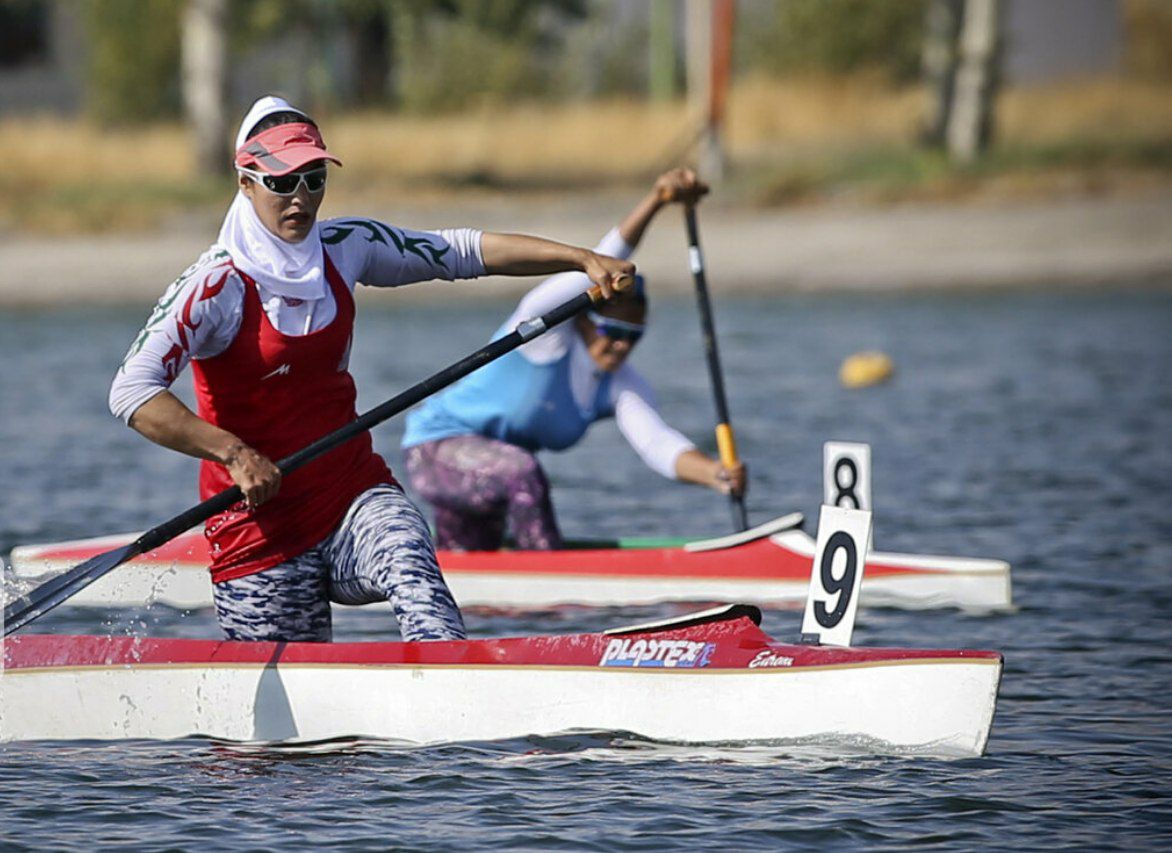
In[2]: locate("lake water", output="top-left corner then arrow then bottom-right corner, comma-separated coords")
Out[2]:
2,286 -> 1171,848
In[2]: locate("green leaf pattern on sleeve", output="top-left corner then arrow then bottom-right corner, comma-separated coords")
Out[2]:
322,218 -> 451,272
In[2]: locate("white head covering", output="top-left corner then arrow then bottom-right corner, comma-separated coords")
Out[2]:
217,96 -> 328,301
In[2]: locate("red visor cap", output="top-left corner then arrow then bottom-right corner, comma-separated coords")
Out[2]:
234,122 -> 342,175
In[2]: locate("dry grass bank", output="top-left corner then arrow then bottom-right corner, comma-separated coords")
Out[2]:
2,75 -> 1169,234
733,75 -> 1172,206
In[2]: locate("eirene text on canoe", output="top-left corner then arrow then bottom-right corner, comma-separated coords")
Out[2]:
400,168 -> 748,552
108,95 -> 633,643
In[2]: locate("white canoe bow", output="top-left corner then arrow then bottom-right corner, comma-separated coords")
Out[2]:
0,605 -> 1002,756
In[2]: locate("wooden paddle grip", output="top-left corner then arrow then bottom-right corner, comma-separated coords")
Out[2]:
715,423 -> 739,469
586,273 -> 635,304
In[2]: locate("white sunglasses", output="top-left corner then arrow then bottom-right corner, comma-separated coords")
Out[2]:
237,165 -> 328,196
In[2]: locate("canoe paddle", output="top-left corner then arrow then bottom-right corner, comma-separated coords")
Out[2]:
2,277 -> 630,636
684,205 -> 748,533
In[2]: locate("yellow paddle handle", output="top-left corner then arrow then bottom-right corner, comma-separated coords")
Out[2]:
715,422 -> 740,469
586,272 -> 635,304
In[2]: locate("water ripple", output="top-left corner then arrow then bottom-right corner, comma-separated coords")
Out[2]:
2,290 -> 1171,848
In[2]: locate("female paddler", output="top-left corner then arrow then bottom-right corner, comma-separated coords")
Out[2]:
400,168 -> 747,551
109,95 -> 634,643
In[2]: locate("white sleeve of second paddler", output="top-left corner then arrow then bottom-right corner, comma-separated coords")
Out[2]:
611,366 -> 696,480
108,256 -> 243,424
511,226 -> 634,364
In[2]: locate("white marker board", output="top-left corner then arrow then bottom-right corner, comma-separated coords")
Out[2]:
800,505 -> 873,647
823,441 -> 872,512
823,441 -> 873,548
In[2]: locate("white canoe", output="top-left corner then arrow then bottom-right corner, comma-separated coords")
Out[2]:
8,514 -> 1012,612
0,605 -> 1002,756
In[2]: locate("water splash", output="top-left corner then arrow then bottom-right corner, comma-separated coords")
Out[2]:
1,560 -> 44,607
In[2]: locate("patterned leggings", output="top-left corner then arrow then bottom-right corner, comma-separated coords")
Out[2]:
403,434 -> 563,551
212,484 -> 467,642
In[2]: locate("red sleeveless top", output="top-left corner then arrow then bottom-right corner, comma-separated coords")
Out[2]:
191,251 -> 393,583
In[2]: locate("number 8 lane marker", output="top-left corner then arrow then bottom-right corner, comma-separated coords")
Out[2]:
824,441 -> 874,550
823,441 -> 872,514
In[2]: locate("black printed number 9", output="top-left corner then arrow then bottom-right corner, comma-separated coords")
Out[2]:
814,531 -> 857,629
832,458 -> 860,509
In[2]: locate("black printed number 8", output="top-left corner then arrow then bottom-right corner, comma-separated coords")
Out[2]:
832,458 -> 860,509
814,531 -> 857,629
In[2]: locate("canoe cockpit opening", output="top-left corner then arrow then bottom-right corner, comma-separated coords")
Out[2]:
603,603 -> 763,636
682,513 -> 804,553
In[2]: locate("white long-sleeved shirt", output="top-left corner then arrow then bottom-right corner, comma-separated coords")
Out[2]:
505,227 -> 695,479
109,218 -> 484,423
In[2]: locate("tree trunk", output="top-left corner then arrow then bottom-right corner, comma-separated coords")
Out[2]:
947,0 -> 1001,163
685,0 -> 711,120
649,0 -> 676,102
181,0 -> 228,176
921,0 -> 963,148
347,6 -> 391,105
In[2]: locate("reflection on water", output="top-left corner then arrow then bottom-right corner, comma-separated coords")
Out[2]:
1,289 -> 1171,847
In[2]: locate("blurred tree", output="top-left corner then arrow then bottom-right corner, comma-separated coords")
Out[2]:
183,0 -> 229,176
389,0 -> 588,111
1123,0 -> 1172,80
225,0 -> 586,110
649,0 -> 677,102
84,0 -> 183,124
453,0 -> 586,33
0,0 -> 50,68
920,0 -> 963,147
593,14 -> 650,97
231,0 -> 386,107
946,0 -> 1000,163
738,0 -> 928,82
340,0 -> 393,103
76,0 -> 602,128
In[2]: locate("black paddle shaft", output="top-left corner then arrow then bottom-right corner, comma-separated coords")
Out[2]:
685,206 -> 748,533
3,285 -> 610,636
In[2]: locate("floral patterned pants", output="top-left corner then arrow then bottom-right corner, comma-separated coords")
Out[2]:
403,434 -> 563,551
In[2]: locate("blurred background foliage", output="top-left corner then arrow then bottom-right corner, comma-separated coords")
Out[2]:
0,0 -> 1169,233
1122,0 -> 1172,79
84,0 -> 183,123
9,0 -> 1172,125
77,0 -> 596,121
738,0 -> 928,83
73,0 -> 938,122
389,0 -> 590,111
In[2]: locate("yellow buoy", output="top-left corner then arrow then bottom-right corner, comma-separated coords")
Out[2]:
840,350 -> 894,388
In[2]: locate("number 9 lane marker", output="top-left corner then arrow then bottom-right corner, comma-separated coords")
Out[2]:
801,505 -> 873,648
